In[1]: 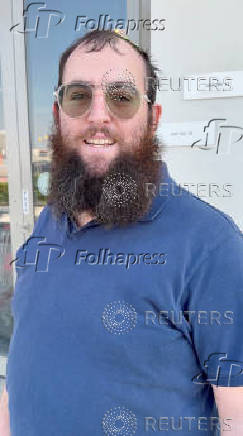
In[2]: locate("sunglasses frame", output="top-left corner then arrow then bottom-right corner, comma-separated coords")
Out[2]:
53,81 -> 151,119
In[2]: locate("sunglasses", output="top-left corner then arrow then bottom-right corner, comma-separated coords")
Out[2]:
53,81 -> 151,120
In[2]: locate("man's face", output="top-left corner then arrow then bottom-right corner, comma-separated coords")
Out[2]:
59,39 -> 150,176
49,37 -> 162,227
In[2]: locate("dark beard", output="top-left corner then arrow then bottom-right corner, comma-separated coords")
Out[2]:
47,124 -> 162,228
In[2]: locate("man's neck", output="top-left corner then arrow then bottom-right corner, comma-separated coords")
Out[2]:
74,211 -> 96,228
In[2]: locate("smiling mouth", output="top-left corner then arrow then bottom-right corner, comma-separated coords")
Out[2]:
84,138 -> 116,147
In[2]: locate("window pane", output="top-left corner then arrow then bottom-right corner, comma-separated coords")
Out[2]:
24,0 -> 127,220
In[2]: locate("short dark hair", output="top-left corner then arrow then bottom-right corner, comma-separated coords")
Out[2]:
57,29 -> 159,107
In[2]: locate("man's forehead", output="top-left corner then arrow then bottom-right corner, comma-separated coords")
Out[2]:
62,40 -> 145,87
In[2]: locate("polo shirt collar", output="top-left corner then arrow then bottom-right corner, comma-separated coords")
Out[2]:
138,161 -> 171,222
62,161 -> 172,236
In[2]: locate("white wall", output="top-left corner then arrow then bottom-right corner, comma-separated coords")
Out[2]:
151,0 -> 243,230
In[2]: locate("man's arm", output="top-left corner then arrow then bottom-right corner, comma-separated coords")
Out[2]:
213,385 -> 243,436
0,383 -> 11,436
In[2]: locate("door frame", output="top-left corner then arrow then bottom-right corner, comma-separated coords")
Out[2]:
126,0 -> 151,55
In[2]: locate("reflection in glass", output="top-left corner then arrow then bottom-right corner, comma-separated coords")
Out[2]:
25,0 -> 126,221
0,60 -> 14,358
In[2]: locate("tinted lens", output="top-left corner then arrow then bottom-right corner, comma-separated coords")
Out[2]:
60,84 -> 92,117
105,83 -> 140,119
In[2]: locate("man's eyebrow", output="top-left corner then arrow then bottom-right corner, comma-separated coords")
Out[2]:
67,80 -> 136,88
68,80 -> 93,86
106,81 -> 136,88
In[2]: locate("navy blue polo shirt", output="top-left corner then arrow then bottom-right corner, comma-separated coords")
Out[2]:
6,162 -> 243,436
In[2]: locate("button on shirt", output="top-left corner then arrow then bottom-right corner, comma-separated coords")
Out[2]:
6,162 -> 243,436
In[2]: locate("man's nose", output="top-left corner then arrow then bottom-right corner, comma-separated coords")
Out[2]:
86,92 -> 111,123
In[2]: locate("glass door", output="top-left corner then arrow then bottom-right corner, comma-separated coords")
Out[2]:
0,0 -> 34,393
24,0 -> 128,220
0,60 -> 13,358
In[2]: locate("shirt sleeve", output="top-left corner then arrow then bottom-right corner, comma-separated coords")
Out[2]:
187,226 -> 243,387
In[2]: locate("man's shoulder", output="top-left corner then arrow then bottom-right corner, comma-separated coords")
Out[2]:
163,182 -> 242,246
33,203 -> 52,232
32,203 -> 64,237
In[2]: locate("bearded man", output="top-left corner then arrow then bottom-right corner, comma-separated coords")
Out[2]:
1,30 -> 243,436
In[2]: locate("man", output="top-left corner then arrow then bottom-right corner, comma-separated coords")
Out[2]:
1,30 -> 243,436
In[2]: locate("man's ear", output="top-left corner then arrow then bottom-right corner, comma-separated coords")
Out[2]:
151,104 -> 162,135
52,102 -> 59,127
